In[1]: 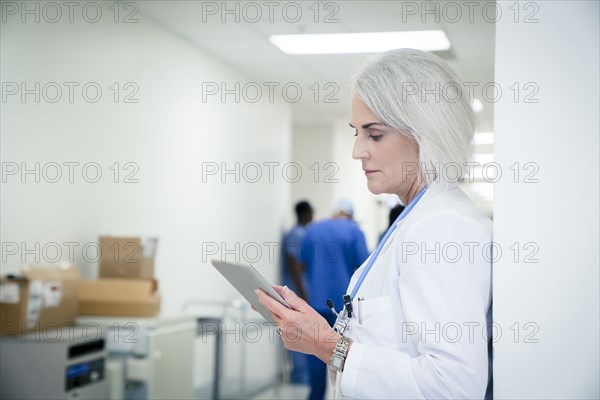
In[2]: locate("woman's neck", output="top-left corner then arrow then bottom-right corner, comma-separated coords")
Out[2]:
400,178 -> 425,206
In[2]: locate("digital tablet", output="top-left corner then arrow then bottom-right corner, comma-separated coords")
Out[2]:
211,259 -> 291,322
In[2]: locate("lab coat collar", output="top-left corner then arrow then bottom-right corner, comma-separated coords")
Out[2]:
393,180 -> 458,229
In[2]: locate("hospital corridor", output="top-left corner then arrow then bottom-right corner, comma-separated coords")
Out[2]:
1,1 -> 598,399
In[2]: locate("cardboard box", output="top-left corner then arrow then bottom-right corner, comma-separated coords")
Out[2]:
99,236 -> 158,279
78,279 -> 160,317
0,264 -> 80,335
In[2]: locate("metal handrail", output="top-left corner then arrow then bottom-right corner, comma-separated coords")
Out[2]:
182,298 -> 282,399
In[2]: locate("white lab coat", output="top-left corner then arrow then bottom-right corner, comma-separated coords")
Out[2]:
338,181 -> 493,399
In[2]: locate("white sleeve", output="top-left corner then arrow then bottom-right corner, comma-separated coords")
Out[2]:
341,210 -> 492,399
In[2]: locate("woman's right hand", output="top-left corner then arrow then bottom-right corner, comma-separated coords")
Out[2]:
256,285 -> 341,363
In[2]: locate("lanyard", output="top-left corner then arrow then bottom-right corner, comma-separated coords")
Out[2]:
349,185 -> 428,300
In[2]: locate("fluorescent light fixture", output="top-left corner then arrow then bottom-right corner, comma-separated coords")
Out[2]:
269,30 -> 451,54
474,153 -> 494,165
470,98 -> 484,113
464,167 -> 499,182
474,132 -> 494,145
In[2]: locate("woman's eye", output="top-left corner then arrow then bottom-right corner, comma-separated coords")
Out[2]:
352,131 -> 382,140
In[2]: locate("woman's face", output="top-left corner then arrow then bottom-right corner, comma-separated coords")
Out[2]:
351,96 -> 421,199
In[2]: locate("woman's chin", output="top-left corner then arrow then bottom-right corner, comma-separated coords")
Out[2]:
366,182 -> 385,195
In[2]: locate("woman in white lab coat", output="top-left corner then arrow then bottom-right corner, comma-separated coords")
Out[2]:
257,49 -> 493,399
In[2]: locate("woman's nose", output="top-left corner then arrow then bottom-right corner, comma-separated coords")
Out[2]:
352,135 -> 368,160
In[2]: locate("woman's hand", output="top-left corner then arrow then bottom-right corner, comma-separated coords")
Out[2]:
256,285 -> 341,364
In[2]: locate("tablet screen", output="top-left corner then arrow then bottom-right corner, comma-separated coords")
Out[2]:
211,260 -> 291,323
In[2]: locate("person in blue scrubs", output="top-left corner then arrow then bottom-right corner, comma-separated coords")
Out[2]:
281,200 -> 313,384
298,199 -> 369,400
378,203 -> 405,242
282,200 -> 313,300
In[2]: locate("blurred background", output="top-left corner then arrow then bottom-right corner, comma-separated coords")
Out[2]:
1,1 -> 598,400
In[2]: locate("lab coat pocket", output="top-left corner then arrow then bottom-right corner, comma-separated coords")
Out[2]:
360,295 -> 392,323
352,295 -> 395,346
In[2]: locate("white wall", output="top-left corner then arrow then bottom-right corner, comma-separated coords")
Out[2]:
1,3 -> 292,386
494,1 -> 599,398
290,123 -> 336,221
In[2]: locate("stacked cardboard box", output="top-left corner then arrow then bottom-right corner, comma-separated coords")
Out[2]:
0,264 -> 80,335
78,237 -> 160,317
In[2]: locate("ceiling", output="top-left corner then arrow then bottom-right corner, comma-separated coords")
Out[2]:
138,0 -> 495,214
139,0 -> 496,129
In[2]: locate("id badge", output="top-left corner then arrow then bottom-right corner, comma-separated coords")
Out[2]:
334,316 -> 350,335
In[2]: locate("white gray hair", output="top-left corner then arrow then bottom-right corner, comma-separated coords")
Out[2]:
352,49 -> 476,185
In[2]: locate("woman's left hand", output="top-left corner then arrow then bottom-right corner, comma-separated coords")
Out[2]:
256,285 -> 340,363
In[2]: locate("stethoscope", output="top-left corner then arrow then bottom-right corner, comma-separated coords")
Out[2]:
327,185 -> 429,336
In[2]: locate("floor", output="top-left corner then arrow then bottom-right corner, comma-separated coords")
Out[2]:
251,382 -> 335,400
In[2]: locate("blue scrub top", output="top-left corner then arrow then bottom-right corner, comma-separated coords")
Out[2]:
281,224 -> 307,294
299,218 -> 369,313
